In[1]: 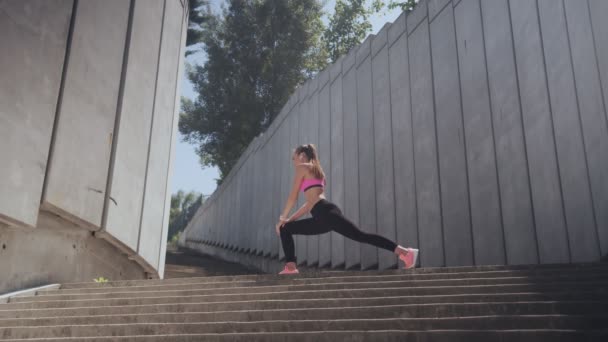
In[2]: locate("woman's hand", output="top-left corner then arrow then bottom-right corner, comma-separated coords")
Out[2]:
275,221 -> 284,236
275,217 -> 289,236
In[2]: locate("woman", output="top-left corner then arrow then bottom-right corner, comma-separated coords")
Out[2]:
276,143 -> 419,275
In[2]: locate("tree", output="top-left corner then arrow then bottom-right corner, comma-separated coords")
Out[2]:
386,0 -> 418,12
168,190 -> 204,242
185,0 -> 210,56
180,0 -> 327,183
323,0 -> 419,63
322,0 -> 383,63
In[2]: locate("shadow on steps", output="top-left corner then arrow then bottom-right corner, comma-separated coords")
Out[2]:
164,247 -> 261,278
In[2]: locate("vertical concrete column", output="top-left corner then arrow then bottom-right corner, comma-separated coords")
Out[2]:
158,0 -> 188,276
0,0 -> 73,228
317,70 -> 332,267
342,49 -> 361,270
572,0 -> 608,258
372,24 -> 398,269
408,12 -> 444,267
259,142 -> 268,256
105,0 -> 164,254
510,0 -> 569,263
43,0 -> 131,228
138,0 -> 186,272
356,36 -> 378,270
538,0 -> 599,262
329,59 -> 346,269
388,13 -> 419,258
430,3 -> 473,266
270,133 -> 280,258
480,0 -> 537,265
252,143 -> 260,254
288,95 -> 302,263
278,115 -> 290,261
307,77 -> 320,266
244,155 -> 254,253
454,0 -> 505,265
296,85 -> 308,265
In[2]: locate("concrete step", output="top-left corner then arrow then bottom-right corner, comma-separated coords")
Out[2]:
32,268 -> 608,296
2,291 -> 606,322
2,263 -> 606,341
0,301 -> 606,329
3,279 -> 606,310
17,273 -> 608,303
38,267 -> 608,295
1,329 -> 607,342
53,263 -> 608,290
0,315 -> 606,339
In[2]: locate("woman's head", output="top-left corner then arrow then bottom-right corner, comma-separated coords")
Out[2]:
293,144 -> 325,179
294,144 -> 317,162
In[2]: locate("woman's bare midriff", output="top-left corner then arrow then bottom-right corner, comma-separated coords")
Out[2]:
303,186 -> 325,210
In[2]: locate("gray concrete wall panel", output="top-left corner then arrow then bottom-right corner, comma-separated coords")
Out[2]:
572,0 -> 608,258
139,0 -> 185,267
330,68 -> 346,268
106,0 -> 164,251
388,23 -> 418,259
43,0 -> 130,227
0,0 -> 73,227
296,92 -> 307,265
388,12 -> 406,47
431,4 -> 473,266
293,99 -> 307,264
407,0 -> 428,34
454,0 -> 505,265
480,0 -> 537,265
371,32 -> 398,269
409,21 -> 444,267
342,64 -> 361,270
510,0 -> 569,263
307,91 -> 320,266
428,0 -> 451,22
318,84 -> 333,267
157,1 -> 187,277
356,46 -> 378,270
539,0 -> 599,262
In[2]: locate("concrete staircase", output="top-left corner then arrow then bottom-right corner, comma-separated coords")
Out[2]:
1,263 -> 607,341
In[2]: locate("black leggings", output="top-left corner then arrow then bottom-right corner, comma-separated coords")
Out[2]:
280,199 -> 398,263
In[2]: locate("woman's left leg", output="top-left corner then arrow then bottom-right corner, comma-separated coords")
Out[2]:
323,206 -> 397,252
280,218 -> 332,264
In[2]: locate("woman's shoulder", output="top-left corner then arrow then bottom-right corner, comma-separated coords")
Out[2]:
295,162 -> 314,169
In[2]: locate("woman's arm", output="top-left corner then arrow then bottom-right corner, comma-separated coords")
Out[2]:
279,165 -> 305,220
288,202 -> 312,222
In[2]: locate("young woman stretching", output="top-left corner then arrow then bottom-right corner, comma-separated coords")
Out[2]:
275,143 -> 419,274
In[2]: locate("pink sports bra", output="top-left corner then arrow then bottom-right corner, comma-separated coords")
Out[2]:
300,178 -> 326,192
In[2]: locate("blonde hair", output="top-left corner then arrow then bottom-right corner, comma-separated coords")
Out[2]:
295,144 -> 325,179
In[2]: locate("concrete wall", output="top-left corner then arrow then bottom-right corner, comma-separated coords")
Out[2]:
0,0 -> 187,294
183,0 -> 608,272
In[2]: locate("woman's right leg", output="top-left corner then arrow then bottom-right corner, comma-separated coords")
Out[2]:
280,218 -> 331,264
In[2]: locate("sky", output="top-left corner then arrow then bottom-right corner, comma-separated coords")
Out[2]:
171,1 -> 404,197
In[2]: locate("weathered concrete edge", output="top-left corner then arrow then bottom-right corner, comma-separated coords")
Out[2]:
0,284 -> 61,304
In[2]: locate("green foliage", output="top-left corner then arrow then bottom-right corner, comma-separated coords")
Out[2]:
386,0 -> 418,12
168,190 -> 204,242
322,0 -> 419,63
186,0 -> 211,55
181,0 -> 419,182
93,277 -> 108,283
180,0 -> 327,182
322,0 -> 382,63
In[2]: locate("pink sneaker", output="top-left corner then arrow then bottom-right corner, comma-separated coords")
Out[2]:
399,248 -> 419,269
279,265 -> 299,275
